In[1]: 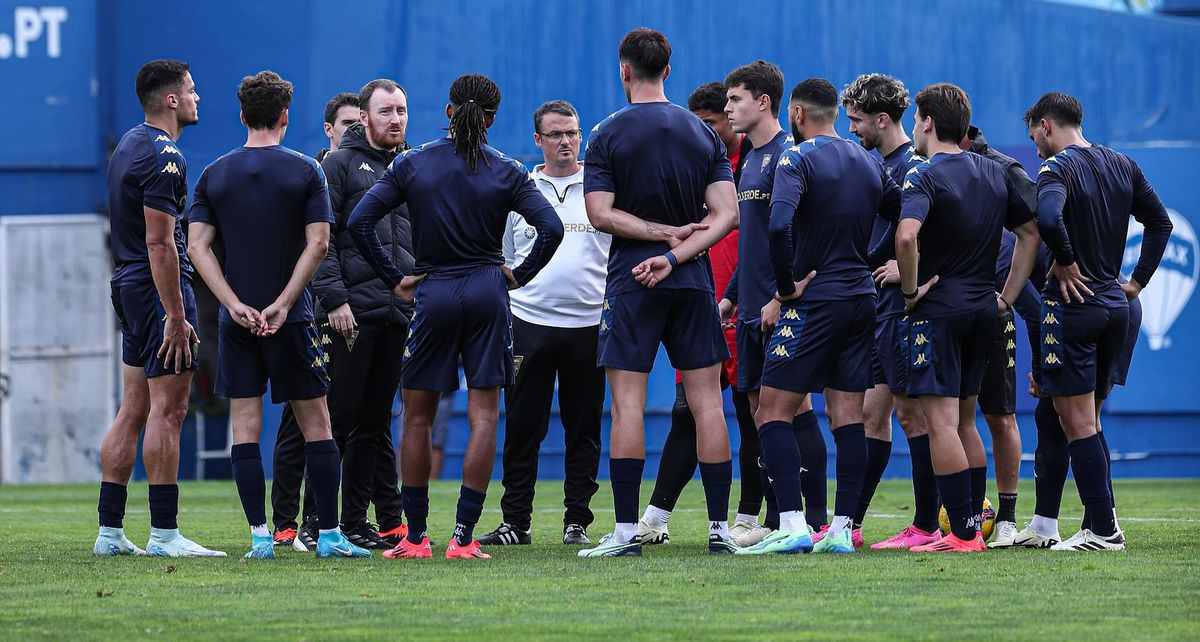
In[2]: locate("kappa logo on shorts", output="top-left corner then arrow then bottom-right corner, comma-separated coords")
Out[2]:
771,344 -> 790,358
1043,312 -> 1059,325
1045,353 -> 1062,366
1004,320 -> 1015,333
909,320 -> 932,369
403,346 -> 412,359
1044,334 -> 1059,346
783,308 -> 800,321
913,353 -> 928,366
1006,339 -> 1016,350
777,326 -> 794,338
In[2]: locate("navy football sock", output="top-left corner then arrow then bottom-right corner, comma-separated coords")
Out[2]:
98,481 -> 128,528
402,485 -> 430,544
454,486 -> 487,546
998,492 -> 1018,524
793,411 -> 828,529
698,460 -> 732,526
148,483 -> 179,530
231,443 -> 267,527
1033,398 -> 1068,520
970,466 -> 987,531
758,421 -> 803,513
908,434 -> 940,532
1097,429 -> 1115,508
610,458 -> 645,525
1069,434 -> 1117,536
832,423 -> 867,519
760,458 -> 780,529
305,439 -> 342,531
934,469 -> 975,540
854,437 -> 892,527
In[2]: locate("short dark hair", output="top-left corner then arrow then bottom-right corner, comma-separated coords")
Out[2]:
789,78 -> 838,122
323,92 -> 359,125
358,79 -> 407,112
533,100 -> 579,133
914,83 -> 971,143
724,60 -> 784,117
841,73 -> 910,124
1024,91 -> 1083,128
237,70 -> 293,130
618,28 -> 671,80
687,82 -> 728,114
135,59 -> 190,112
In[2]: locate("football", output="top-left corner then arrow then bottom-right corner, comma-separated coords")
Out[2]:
939,498 -> 997,540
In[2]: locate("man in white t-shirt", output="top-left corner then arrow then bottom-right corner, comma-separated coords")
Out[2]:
477,100 -> 611,547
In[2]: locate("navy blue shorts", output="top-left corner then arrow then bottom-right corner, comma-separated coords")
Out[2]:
906,307 -> 997,399
402,267 -> 513,391
872,315 -> 909,394
597,288 -> 728,372
1108,296 -> 1142,391
111,278 -> 199,379
1039,297 -> 1130,398
978,310 -> 1017,415
736,319 -> 767,391
216,321 -> 330,403
761,296 -> 875,394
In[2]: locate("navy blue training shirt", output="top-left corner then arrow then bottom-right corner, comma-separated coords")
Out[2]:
734,129 -> 793,322
583,102 -> 734,297
108,123 -> 193,285
870,142 -> 925,319
188,146 -> 333,324
768,135 -> 901,301
349,138 -> 562,287
1036,144 -> 1171,307
899,151 -> 1034,317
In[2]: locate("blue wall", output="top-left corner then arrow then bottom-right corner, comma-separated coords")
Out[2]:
6,0 -> 1197,477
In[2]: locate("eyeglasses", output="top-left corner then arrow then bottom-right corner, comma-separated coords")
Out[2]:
538,129 -> 582,141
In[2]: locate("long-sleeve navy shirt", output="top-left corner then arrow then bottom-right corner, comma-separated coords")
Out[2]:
1036,144 -> 1171,307
348,137 -> 563,288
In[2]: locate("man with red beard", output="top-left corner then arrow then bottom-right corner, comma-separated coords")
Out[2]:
302,78 -> 416,550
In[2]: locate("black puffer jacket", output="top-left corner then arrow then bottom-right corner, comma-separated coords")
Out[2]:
313,123 -> 415,326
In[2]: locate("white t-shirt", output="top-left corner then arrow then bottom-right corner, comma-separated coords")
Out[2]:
503,164 -> 611,327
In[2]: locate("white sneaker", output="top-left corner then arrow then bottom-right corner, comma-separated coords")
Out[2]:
93,527 -> 147,556
730,518 -> 771,548
635,519 -> 670,545
1050,528 -> 1125,552
577,532 -> 642,557
986,521 -> 1021,548
146,529 -> 227,557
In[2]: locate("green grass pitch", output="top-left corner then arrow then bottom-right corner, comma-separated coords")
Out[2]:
1,479 -> 1197,640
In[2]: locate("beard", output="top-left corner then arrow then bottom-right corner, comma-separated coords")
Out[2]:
790,120 -> 803,144
368,121 -> 404,149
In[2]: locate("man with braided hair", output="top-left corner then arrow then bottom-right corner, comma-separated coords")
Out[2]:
350,73 -> 564,561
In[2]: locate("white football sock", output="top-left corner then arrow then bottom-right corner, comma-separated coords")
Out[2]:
779,510 -> 806,533
710,520 -> 729,539
829,515 -> 853,538
251,524 -> 270,538
1029,514 -> 1058,537
614,522 -> 638,543
734,512 -> 758,525
642,505 -> 670,527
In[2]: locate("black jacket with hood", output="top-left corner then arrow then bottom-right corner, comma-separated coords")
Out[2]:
313,123 -> 415,326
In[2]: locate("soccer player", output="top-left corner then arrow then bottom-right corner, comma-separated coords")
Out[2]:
307,78 -> 414,551
271,89 -> 363,551
317,92 -> 360,161
188,70 -> 367,559
634,77 -> 779,549
349,73 -> 564,561
897,83 -> 1040,553
960,125 -> 1043,547
1023,92 -> 1171,551
578,28 -> 739,557
478,99 -> 609,547
723,62 -> 831,544
737,78 -> 899,556
94,59 -> 224,558
839,73 -> 939,550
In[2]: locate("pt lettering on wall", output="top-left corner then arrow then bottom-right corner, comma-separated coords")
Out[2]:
0,6 -> 68,59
